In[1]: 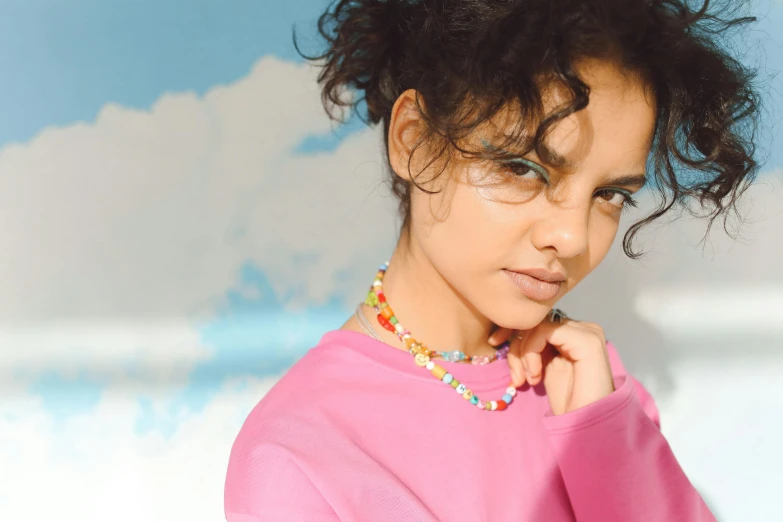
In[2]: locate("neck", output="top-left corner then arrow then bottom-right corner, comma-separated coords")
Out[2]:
371,229 -> 499,359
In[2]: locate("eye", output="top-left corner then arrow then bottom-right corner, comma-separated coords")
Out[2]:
497,158 -> 551,184
595,188 -> 639,211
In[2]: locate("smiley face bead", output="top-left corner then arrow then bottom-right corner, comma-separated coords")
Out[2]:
414,353 -> 431,367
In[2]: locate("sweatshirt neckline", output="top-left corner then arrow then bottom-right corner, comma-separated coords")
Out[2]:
318,329 -> 513,390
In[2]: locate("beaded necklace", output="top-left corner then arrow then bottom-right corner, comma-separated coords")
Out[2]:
364,261 -> 518,412
356,301 -> 511,364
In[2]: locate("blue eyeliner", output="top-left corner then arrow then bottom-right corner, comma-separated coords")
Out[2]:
480,138 -> 551,183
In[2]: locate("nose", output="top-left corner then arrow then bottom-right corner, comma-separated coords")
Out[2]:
529,197 -> 591,259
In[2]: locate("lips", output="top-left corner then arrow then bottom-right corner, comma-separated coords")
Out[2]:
503,269 -> 563,300
507,267 -> 566,283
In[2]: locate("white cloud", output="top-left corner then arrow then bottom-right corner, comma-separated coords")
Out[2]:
0,54 -> 398,329
0,54 -> 400,398
0,374 -> 279,522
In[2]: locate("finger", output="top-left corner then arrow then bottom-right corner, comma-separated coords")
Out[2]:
518,319 -> 557,358
540,343 -> 558,368
509,331 -> 529,388
543,319 -> 605,363
506,350 -> 527,388
523,350 -> 543,385
488,326 -> 513,346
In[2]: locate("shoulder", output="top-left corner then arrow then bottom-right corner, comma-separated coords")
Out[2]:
604,339 -> 662,428
231,348 -> 341,443
224,439 -> 339,520
224,345 -> 346,519
227,333 -> 366,457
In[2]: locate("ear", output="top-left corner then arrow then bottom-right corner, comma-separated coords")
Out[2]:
387,89 -> 428,182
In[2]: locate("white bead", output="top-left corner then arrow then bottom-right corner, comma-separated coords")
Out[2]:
425,361 -> 435,370
456,384 -> 467,394
490,401 -> 498,411
395,323 -> 404,333
372,280 -> 382,287
506,386 -> 517,397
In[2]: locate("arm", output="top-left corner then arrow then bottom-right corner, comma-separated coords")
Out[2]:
224,442 -> 340,522
541,341 -> 715,522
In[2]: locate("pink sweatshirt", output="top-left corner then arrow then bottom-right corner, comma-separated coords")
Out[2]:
224,329 -> 715,521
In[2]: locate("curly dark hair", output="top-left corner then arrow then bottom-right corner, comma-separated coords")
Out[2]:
293,0 -> 763,259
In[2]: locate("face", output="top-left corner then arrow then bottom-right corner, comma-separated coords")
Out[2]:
389,58 -> 656,330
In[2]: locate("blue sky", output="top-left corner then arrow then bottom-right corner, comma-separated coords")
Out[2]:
2,0 -> 781,161
0,0 -> 333,146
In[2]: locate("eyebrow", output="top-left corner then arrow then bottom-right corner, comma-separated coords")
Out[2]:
602,173 -> 648,189
491,135 -> 649,189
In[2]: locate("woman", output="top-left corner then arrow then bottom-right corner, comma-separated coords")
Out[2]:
225,0 -> 761,520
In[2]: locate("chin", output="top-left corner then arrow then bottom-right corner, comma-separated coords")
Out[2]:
483,293 -> 555,330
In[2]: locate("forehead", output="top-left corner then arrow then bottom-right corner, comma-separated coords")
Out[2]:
482,59 -> 656,169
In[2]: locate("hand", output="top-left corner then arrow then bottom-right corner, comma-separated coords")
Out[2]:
488,314 -> 615,415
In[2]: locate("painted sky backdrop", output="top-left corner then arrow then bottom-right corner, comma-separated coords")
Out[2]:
1,1 -> 781,521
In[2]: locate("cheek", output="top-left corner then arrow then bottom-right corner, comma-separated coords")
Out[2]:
575,214 -> 620,282
414,183 -> 514,273
547,210 -> 621,293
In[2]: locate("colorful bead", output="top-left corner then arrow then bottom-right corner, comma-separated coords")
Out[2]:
381,307 -> 393,319
477,399 -> 485,409
414,353 -> 430,367
496,400 -> 508,411
443,373 -> 453,384
462,389 -> 474,400
377,314 -> 395,332
502,393 -> 513,403
431,365 -> 447,380
471,396 -> 479,405
450,379 -> 460,389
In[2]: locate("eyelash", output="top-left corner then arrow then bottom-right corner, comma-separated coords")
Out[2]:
500,160 -> 639,211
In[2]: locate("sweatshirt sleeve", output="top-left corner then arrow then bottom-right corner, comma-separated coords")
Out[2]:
224,442 -> 340,522
541,341 -> 715,522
